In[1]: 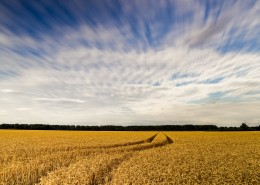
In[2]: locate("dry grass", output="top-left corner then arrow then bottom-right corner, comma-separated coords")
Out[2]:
0,130 -> 259,184
110,132 -> 260,185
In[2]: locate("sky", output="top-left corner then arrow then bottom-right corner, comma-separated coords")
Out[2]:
0,0 -> 259,126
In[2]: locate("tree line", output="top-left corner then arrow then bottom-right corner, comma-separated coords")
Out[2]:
0,123 -> 259,131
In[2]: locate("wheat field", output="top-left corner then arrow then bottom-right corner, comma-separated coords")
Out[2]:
0,130 -> 259,185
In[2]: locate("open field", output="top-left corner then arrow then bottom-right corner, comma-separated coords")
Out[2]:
0,130 -> 260,184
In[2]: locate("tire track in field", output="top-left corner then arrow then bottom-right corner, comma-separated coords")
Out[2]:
10,133 -> 159,175
5,133 -> 159,165
91,133 -> 159,149
36,133 -> 159,185
89,153 -> 134,185
162,132 -> 174,143
37,133 -> 172,185
90,133 -> 174,185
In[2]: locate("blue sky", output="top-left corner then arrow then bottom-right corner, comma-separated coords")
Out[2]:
0,0 -> 259,125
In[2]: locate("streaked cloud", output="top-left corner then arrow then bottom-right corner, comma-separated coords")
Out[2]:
0,0 -> 259,125
0,111 -> 7,115
36,98 -> 85,104
1,89 -> 14,93
16,107 -> 31,111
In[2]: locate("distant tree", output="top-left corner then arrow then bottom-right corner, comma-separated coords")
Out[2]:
240,123 -> 249,130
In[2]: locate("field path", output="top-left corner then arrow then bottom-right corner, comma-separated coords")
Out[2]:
93,132 -> 159,149
89,133 -> 174,185
37,133 -> 174,185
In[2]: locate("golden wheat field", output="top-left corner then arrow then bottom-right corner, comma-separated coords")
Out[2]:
0,130 -> 260,185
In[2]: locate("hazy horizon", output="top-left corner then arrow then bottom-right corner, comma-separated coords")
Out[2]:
0,1 -> 259,126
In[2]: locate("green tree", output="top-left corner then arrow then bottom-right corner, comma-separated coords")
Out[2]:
240,123 -> 249,130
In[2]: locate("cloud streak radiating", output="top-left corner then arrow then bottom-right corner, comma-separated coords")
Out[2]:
0,0 -> 259,125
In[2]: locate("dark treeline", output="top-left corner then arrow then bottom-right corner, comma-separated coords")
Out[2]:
0,123 -> 259,131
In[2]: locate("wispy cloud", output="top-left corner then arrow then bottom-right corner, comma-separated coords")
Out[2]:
0,110 -> 7,115
16,107 -> 31,111
36,98 -> 85,104
0,0 -> 259,125
1,89 -> 14,93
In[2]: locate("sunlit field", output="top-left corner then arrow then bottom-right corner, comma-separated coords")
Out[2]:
0,130 -> 260,185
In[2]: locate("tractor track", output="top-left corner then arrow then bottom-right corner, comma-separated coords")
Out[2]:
37,133 -> 173,185
36,134 -> 160,184
89,133 -> 173,185
90,133 -> 159,149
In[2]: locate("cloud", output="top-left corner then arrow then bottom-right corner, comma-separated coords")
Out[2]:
16,107 -> 31,111
0,43 -> 259,125
1,1 -> 258,52
0,110 -> 7,115
36,98 -> 85,104
1,89 -> 14,93
0,0 -> 259,125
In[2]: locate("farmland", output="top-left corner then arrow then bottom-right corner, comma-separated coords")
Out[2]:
0,130 -> 260,184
